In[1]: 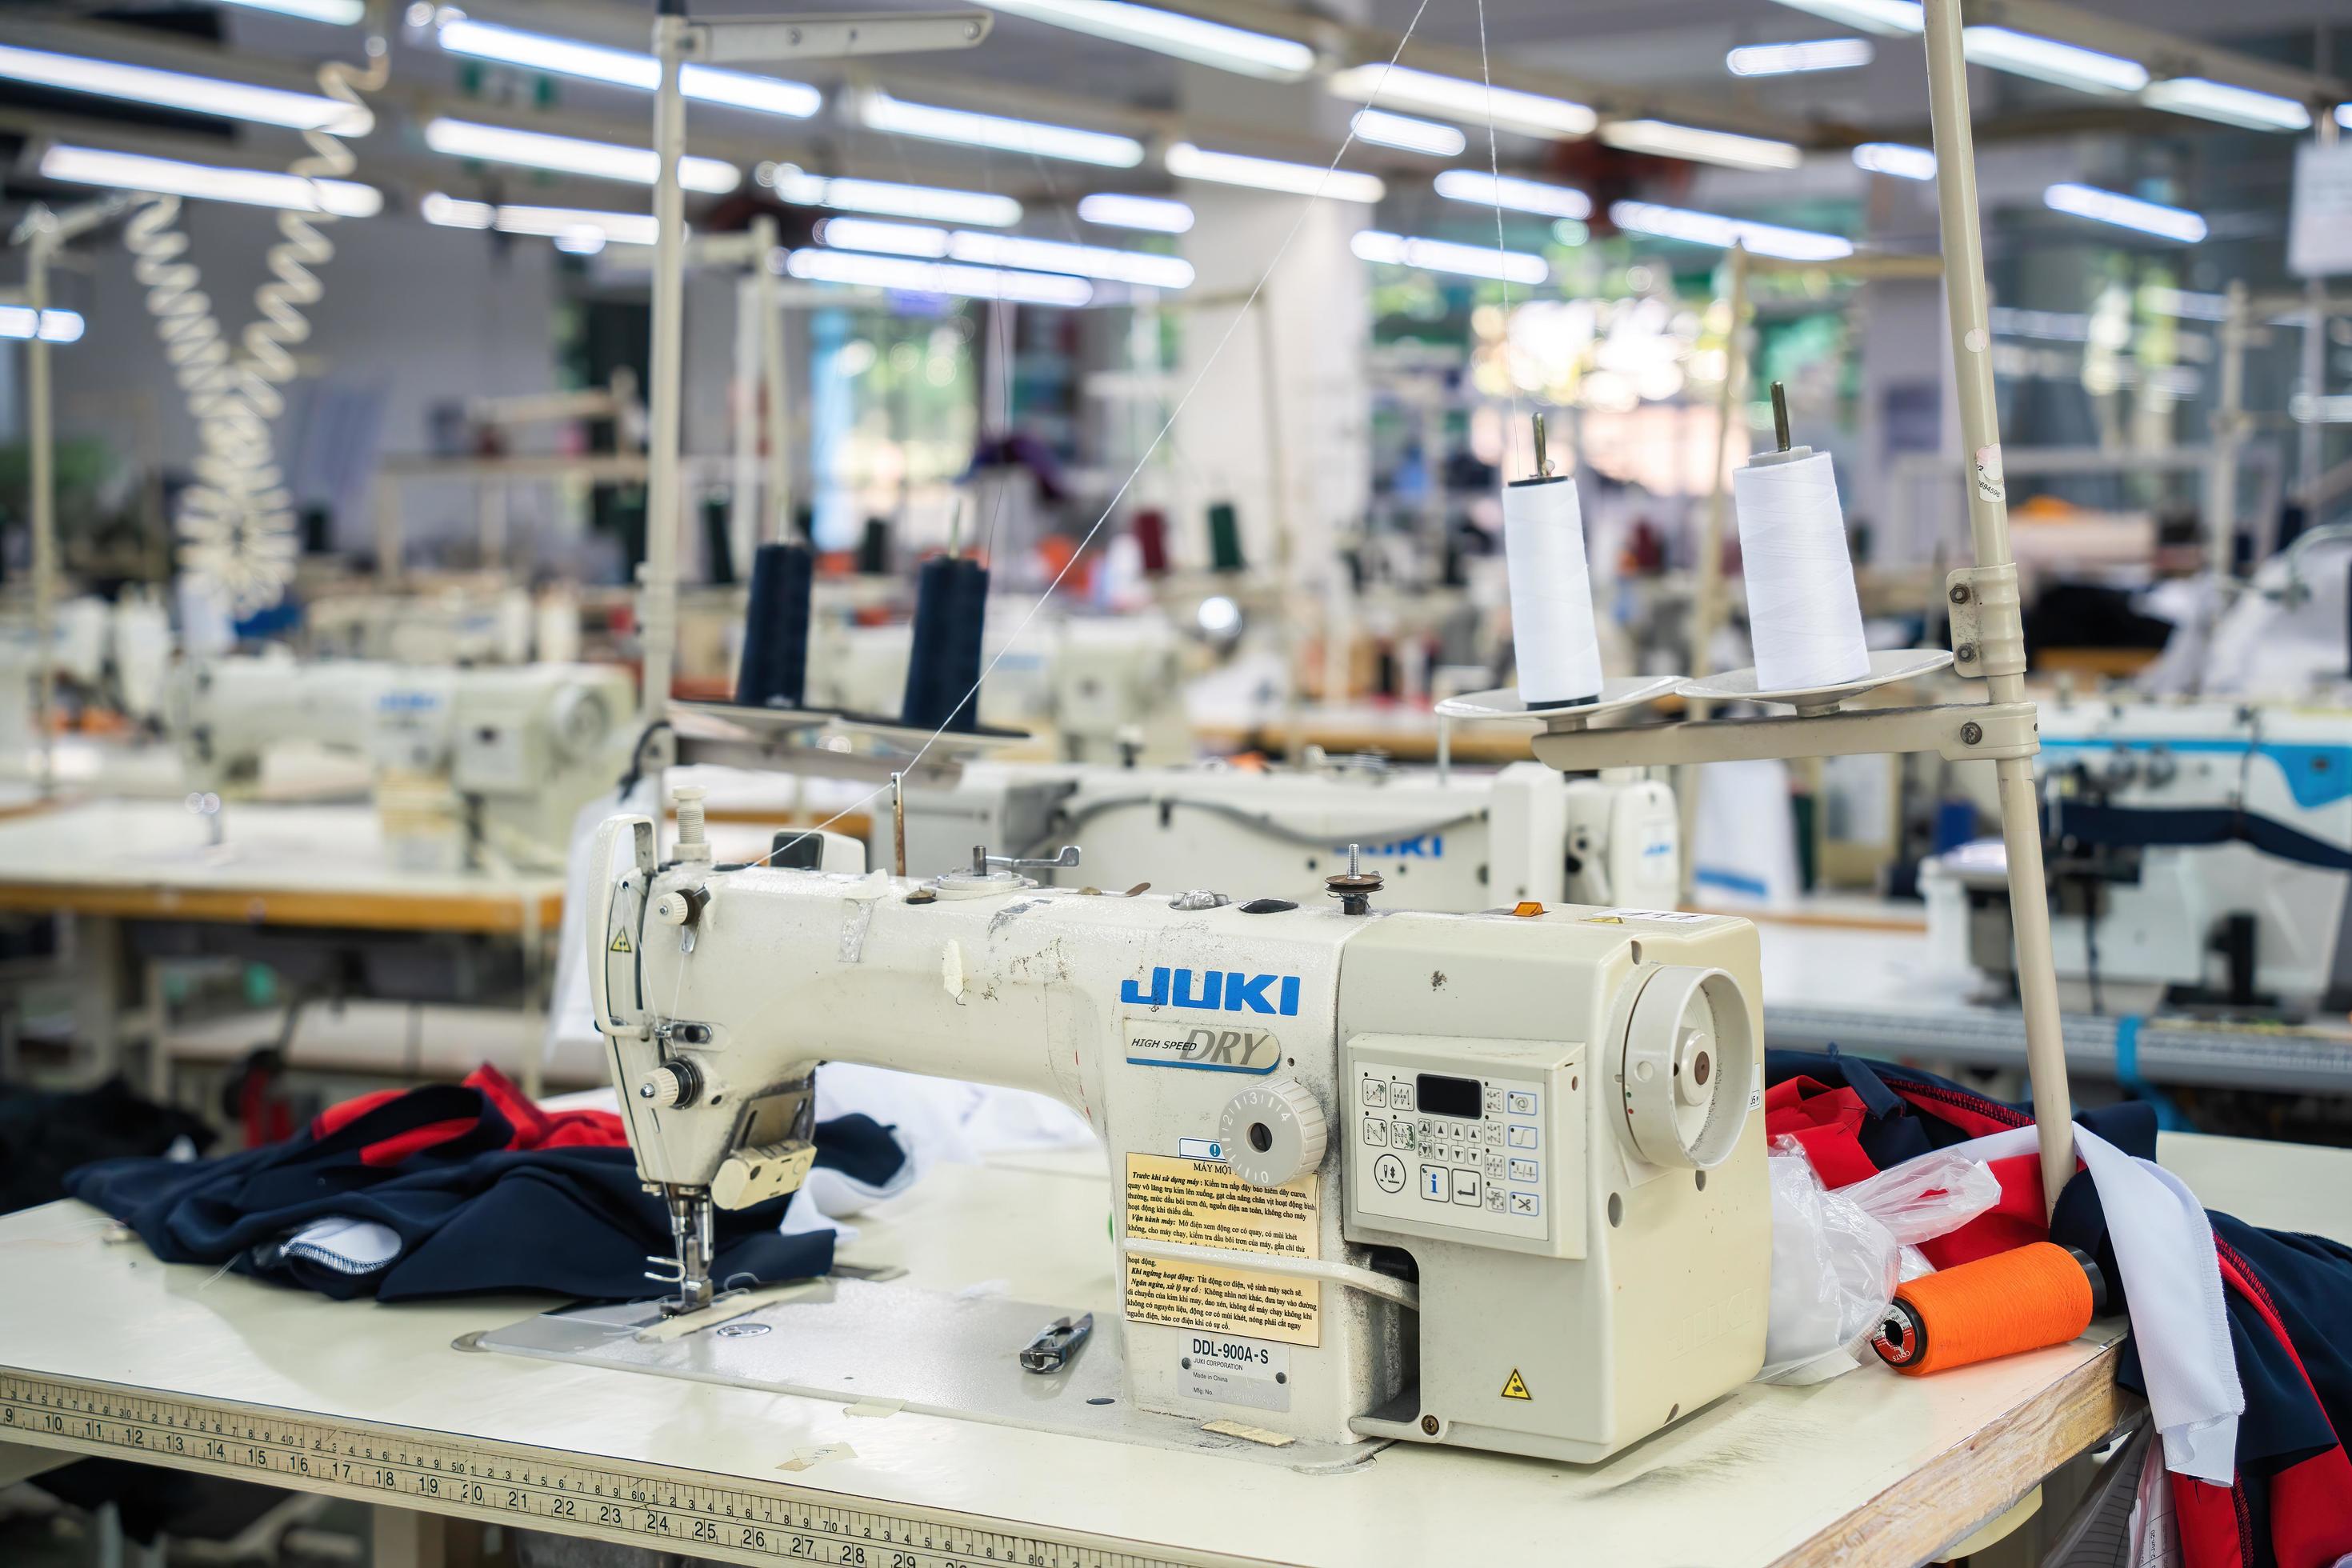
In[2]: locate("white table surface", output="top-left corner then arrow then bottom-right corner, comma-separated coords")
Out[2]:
8,1127 -> 2339,1567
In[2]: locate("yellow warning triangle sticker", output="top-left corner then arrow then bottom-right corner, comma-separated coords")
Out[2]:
1500,1368 -> 1531,1400
609,929 -> 633,954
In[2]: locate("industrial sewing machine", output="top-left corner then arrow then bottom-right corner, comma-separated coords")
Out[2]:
888,758 -> 1680,913
169,654 -> 636,868
534,797 -> 1766,1465
1924,695 -> 2352,1015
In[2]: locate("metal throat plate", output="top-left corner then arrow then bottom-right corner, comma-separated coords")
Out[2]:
475,1278 -> 1377,1474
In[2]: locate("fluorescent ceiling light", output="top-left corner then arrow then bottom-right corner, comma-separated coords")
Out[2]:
1599,120 -> 1802,171
1851,142 -> 1936,180
1434,169 -> 1589,220
1610,199 -> 1853,262
1077,192 -> 1193,232
422,191 -> 658,250
975,0 -> 1314,81
783,247 -> 1095,307
1961,27 -> 2146,94
1765,0 -> 1922,36
1165,142 -> 1385,202
1351,229 -> 1548,285
2043,182 -> 2206,242
41,144 -> 380,215
2142,77 -> 2311,131
218,0 -> 363,22
2339,104 -> 2351,130
0,44 -> 370,132
1350,109 -> 1466,157
2290,394 -> 2352,426
0,307 -> 86,344
1987,306 -> 2090,342
762,165 -> 1022,227
2139,286 -> 2230,322
1726,38 -> 1874,76
434,19 -> 821,120
858,90 -> 1143,167
1326,63 -> 1596,139
424,118 -> 740,193
818,216 -> 1194,289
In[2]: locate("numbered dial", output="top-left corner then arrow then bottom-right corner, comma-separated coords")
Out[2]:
1218,1079 -> 1328,1188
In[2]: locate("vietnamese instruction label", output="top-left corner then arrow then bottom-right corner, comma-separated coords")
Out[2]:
1122,1155 -> 1321,1346
1178,1334 -> 1290,1412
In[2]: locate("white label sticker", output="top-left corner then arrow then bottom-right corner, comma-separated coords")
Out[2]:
1974,443 -> 2006,504
1179,1334 -> 1290,1412
1594,907 -> 1710,924
1750,1063 -> 1764,1112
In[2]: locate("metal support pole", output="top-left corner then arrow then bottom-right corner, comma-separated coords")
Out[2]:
729,271 -> 759,574
1922,0 -> 2074,1216
2300,108 -> 2340,519
26,233 -> 57,797
2209,280 -> 2249,595
754,215 -> 790,544
1680,243 -> 1750,902
642,5 -> 691,847
1252,293 -> 1310,767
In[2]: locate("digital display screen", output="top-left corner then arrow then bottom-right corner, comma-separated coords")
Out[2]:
1417,1073 -> 1482,1121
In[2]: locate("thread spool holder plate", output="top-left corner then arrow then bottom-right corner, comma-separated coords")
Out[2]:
670,701 -> 1026,785
1674,649 -> 1954,717
1436,676 -> 1682,733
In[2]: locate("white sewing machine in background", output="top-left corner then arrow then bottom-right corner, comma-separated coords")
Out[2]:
885,758 -> 1680,913
808,606 -> 1194,765
491,797 -> 1764,1467
1923,695 -> 2352,1016
170,653 -> 636,869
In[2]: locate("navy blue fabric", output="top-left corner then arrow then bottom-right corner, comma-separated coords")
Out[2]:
65,1082 -> 905,1302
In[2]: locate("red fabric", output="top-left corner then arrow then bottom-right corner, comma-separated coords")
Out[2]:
2172,1473 -> 2251,1568
2215,1249 -> 2352,1568
1760,1078 -> 1881,1189
312,1065 -> 626,1166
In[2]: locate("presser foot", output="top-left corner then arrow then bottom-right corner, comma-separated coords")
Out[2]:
647,1186 -> 717,1316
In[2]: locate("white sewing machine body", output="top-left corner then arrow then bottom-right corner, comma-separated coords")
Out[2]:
1924,697 -> 2352,1014
171,654 -> 635,862
580,812 -> 1765,1464
889,759 -> 1680,913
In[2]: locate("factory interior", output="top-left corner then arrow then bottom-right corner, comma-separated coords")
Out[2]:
0,0 -> 2350,1562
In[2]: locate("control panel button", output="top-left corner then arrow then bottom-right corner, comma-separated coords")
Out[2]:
1392,1121 -> 1417,1152
1419,1164 -> 1446,1202
1485,1186 -> 1506,1213
1483,1086 -> 1502,1114
1483,1154 -> 1505,1178
1362,1118 -> 1387,1148
1508,1192 -> 1541,1218
1509,1158 -> 1538,1184
1451,1170 -> 1480,1206
1389,1082 -> 1414,1112
1373,1154 -> 1406,1193
1480,1125 -> 1500,1146
1362,1079 -> 1386,1108
1506,1090 -> 1538,1117
1506,1125 -> 1538,1150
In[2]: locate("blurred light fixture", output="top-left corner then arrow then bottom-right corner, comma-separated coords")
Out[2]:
424,118 -> 740,192
434,18 -> 822,118
783,247 -> 1095,306
1165,142 -> 1385,202
1764,0 -> 1922,36
1434,169 -> 1590,219
761,165 -> 1022,227
1351,109 -> 1467,157
858,90 -> 1145,167
2142,77 -> 2311,131
1851,142 -> 1937,180
218,0 -> 364,22
2139,286 -> 2231,322
0,44 -> 370,131
1351,229 -> 1549,284
974,0 -> 1314,80
2043,182 -> 2206,242
1609,199 -> 1853,261
41,145 -> 381,214
1077,192 -> 1194,232
422,192 -> 660,249
1960,27 -> 2146,94
1598,120 -> 1803,170
0,307 -> 86,343
818,215 -> 1194,288
1326,63 -> 1596,138
1725,38 -> 1874,75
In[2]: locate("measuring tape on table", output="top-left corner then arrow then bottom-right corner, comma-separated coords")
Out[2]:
0,1370 -> 1241,1568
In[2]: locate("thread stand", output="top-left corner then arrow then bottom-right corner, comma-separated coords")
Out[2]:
668,701 -> 1025,787
1434,675 -> 1681,731
1675,649 -> 1956,718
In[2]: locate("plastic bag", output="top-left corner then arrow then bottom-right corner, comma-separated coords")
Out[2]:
1758,1138 -> 2002,1385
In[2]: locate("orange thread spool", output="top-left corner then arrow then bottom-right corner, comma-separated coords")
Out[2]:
1872,1242 -> 2107,1377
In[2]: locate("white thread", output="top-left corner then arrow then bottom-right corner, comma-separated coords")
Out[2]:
1502,477 -> 1604,706
1732,451 -> 1869,690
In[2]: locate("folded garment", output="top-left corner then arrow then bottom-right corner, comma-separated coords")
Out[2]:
67,1073 -> 906,1302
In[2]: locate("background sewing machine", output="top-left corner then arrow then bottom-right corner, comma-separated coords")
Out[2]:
170,653 -> 636,870
1925,697 -> 2352,1017
808,608 -> 1193,765
486,798 -> 1765,1469
886,759 -> 1680,913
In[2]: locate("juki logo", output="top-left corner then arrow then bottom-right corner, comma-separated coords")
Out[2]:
1122,966 -> 1302,1017
1330,835 -> 1443,858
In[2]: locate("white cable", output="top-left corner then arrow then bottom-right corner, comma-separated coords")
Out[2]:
123,42 -> 385,616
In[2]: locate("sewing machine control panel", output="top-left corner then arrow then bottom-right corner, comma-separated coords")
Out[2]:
1343,1036 -> 1584,1258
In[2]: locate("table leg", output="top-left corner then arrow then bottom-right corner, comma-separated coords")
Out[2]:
373,1504 -> 450,1568
68,914 -> 124,1085
142,955 -> 171,1104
